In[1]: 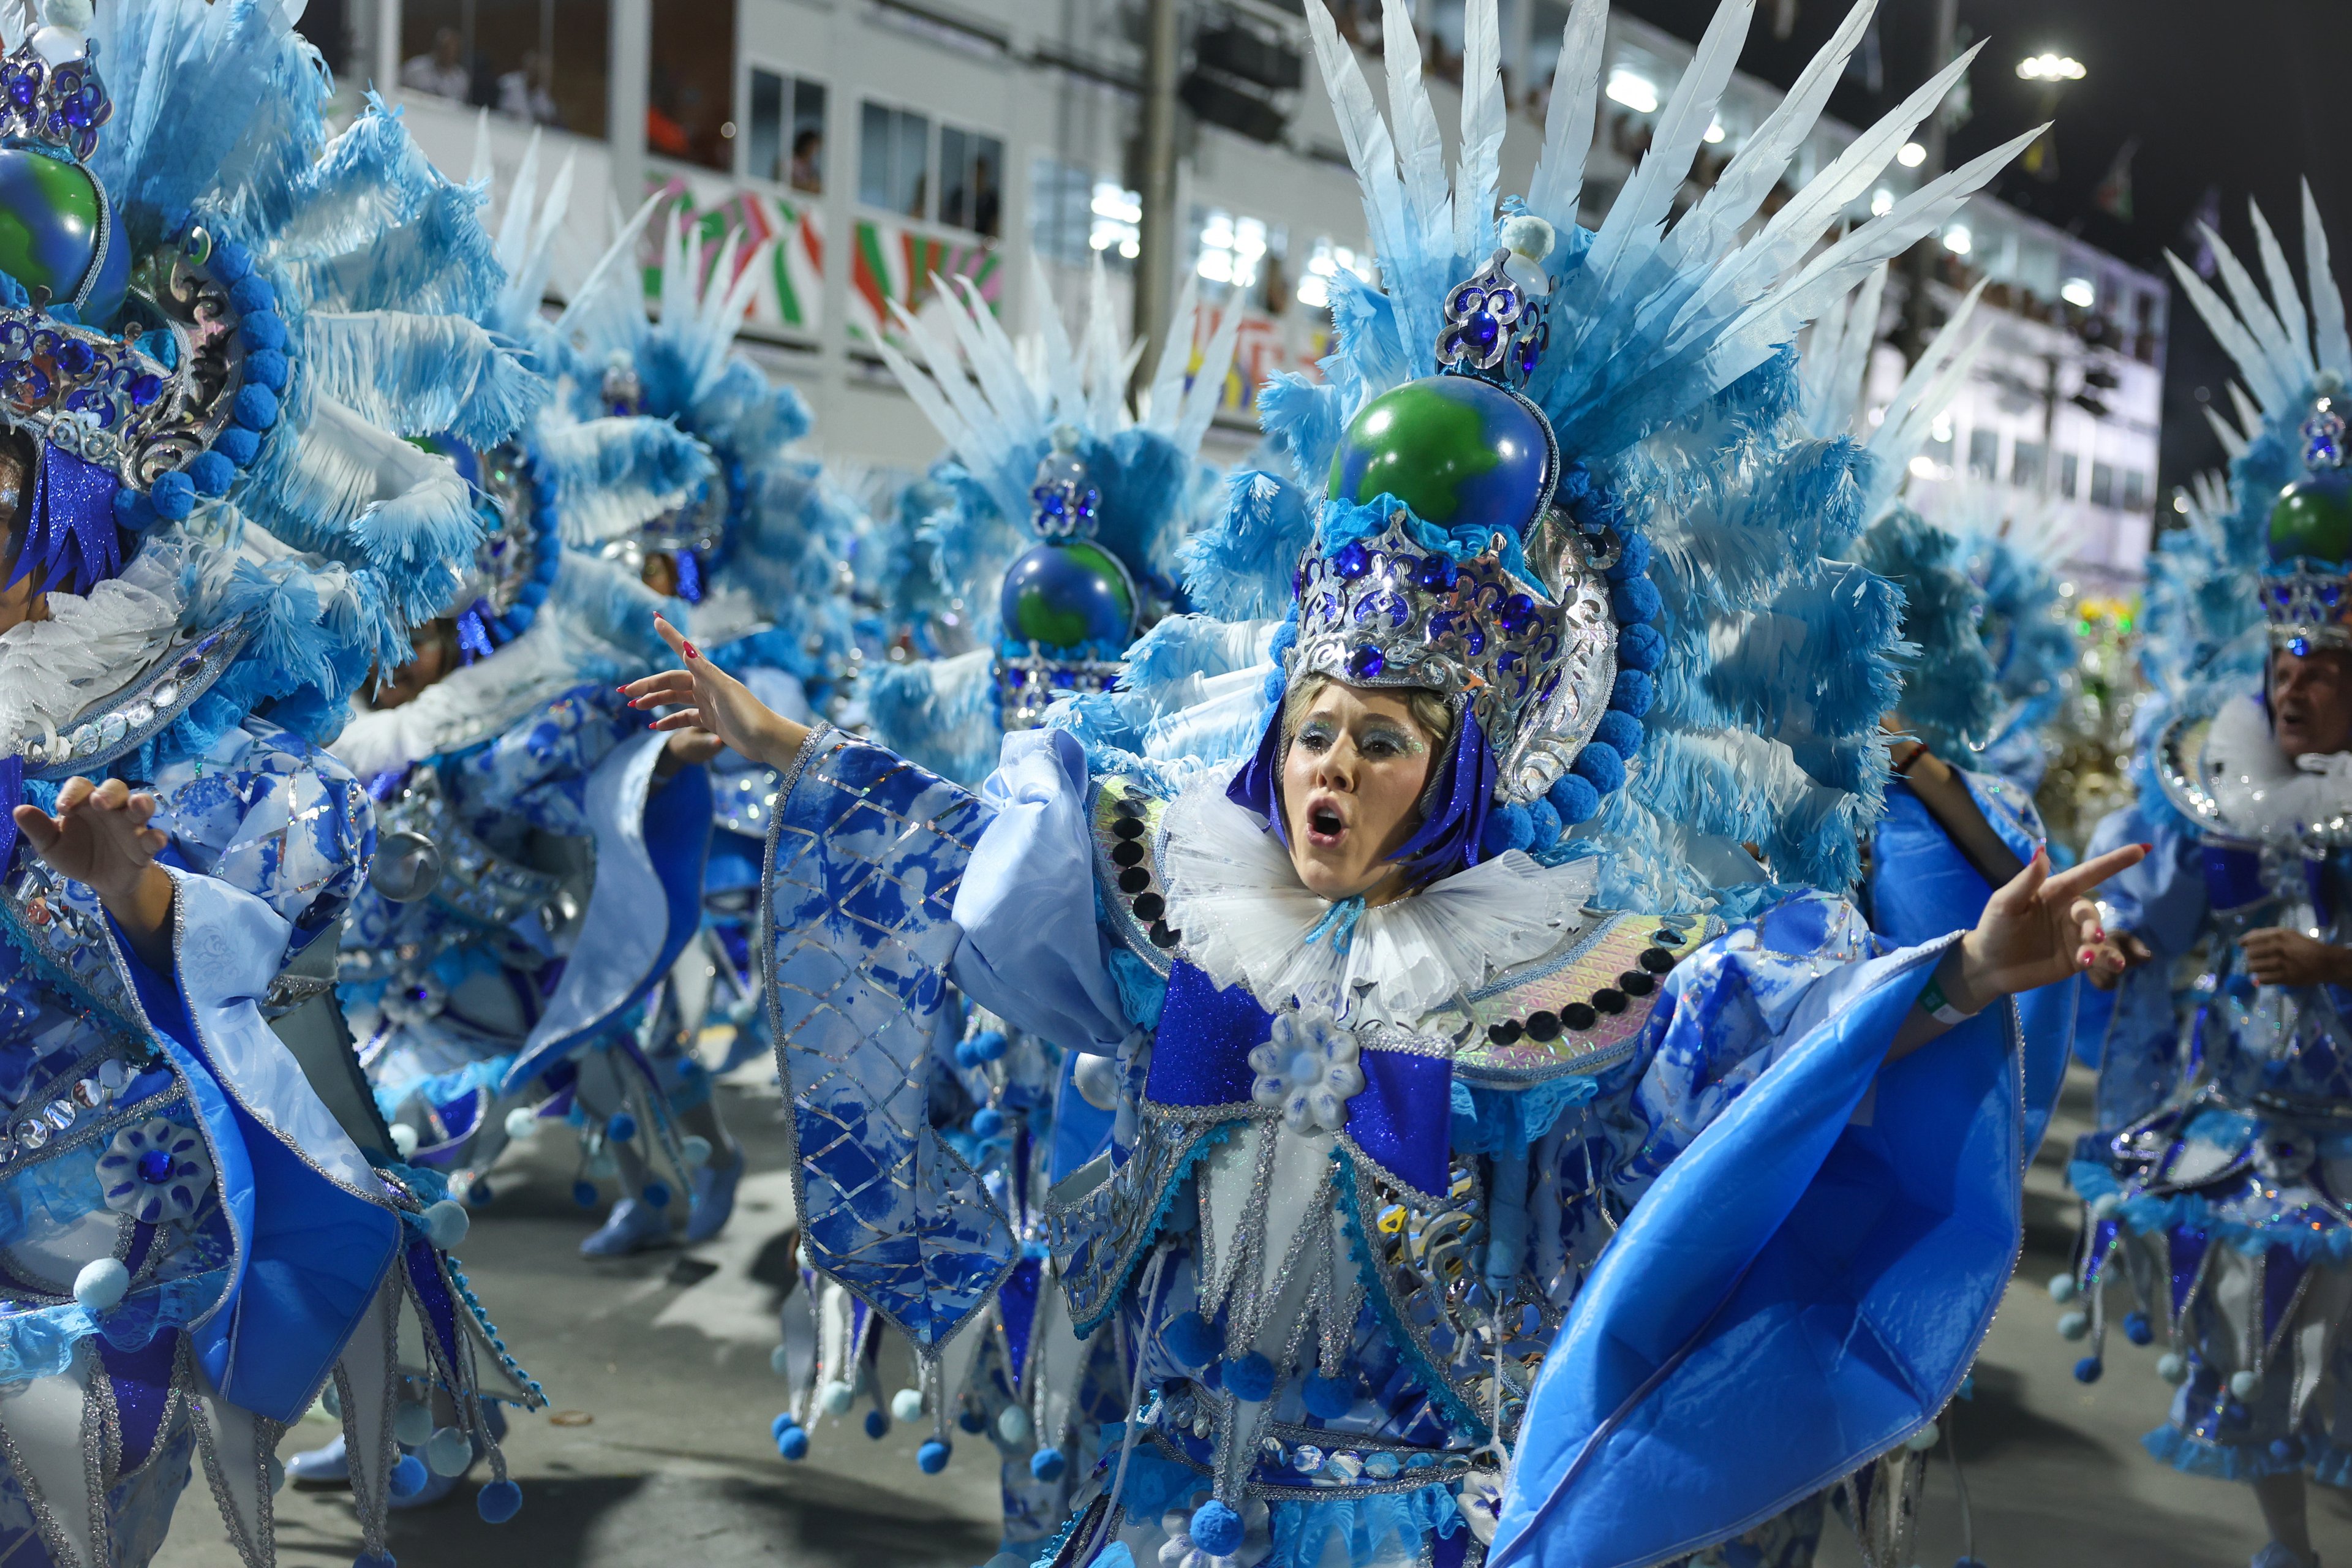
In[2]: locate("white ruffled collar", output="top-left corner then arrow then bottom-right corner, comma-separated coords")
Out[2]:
2206,692 -> 2352,850
1158,767 -> 1596,1027
0,538 -> 189,760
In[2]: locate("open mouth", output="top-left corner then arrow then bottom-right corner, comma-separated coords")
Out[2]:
1306,801 -> 1346,846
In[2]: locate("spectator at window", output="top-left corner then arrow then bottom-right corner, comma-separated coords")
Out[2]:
498,50 -> 561,126
790,129 -> 823,194
401,26 -> 470,101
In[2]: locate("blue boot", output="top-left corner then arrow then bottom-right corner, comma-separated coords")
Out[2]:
684,1147 -> 745,1245
580,1196 -> 670,1257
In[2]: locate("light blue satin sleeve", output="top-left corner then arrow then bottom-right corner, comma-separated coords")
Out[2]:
948,728 -> 1130,1055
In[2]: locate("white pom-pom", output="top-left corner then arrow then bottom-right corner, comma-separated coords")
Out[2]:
2157,1352 -> 2189,1385
1072,1054 -> 1121,1112
819,1381 -> 854,1417
72,1258 -> 128,1313
2056,1311 -> 2090,1341
40,0 -> 92,28
2047,1274 -> 2078,1303
30,22 -> 80,61
424,1427 -> 473,1476
2230,1369 -> 2262,1400
682,1136 -> 713,1167
390,1123 -> 420,1159
421,1199 -> 470,1250
890,1387 -> 924,1422
393,1401 -> 434,1444
1500,214 -> 1555,263
504,1107 -> 538,1142
1902,1422 -> 1940,1453
997,1405 -> 1031,1444
2089,1193 -> 2123,1219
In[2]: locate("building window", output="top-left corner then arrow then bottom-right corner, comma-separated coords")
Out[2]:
1297,238 -> 1373,311
399,0 -> 608,135
2010,441 -> 2045,489
2123,470 -> 2147,512
859,102 -> 929,219
647,0 -> 734,170
748,70 -> 826,192
1195,208 -> 1288,311
938,126 -> 1005,238
2090,461 -> 2117,508
1966,429 -> 1999,479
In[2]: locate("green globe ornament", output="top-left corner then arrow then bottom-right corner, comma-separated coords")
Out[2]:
999,537 -> 1136,652
0,146 -> 124,324
1327,375 -> 1553,535
2269,477 -> 2352,566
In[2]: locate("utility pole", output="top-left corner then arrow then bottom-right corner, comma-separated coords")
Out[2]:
1135,0 -> 1182,393
1896,0 -> 1960,366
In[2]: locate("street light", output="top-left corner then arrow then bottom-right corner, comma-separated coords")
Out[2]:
2016,53 -> 2086,81
1897,141 -> 1926,168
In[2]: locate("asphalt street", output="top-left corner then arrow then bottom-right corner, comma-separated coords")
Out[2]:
145,1066 -> 2352,1568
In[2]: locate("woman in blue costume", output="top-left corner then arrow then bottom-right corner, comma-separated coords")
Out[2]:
628,4 -> 2143,1565
534,209 -> 867,1249
323,149 -> 731,1265
2068,194 -> 2352,1568
764,268 -> 1235,1554
0,0 -> 555,1558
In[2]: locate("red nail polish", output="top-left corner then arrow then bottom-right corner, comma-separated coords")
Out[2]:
684,641 -> 701,660
2135,842 -> 2152,853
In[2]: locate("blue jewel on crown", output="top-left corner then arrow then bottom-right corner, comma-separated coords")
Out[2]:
0,26 -> 111,164
1028,430 -> 1101,540
2306,398 -> 2347,471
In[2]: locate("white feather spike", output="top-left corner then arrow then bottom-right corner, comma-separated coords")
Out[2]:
698,240 -> 772,400
953,273 -> 1046,438
494,129 -> 543,280
1869,279 -> 1988,473
1796,274 -> 1851,432
870,330 -> 977,469
1301,0 -> 1409,295
1174,292 -> 1245,459
1451,0 -> 1505,264
2250,200 -> 2315,390
2228,380 -> 2266,445
551,192 -> 662,349
2305,181 -> 2352,380
894,299 -> 1022,496
2169,247 -> 2293,415
1829,262 -> 1891,434
1142,272 -> 1204,429
2204,222 -> 2304,405
1086,262 -> 1128,434
1667,0 -> 1877,270
468,108 -> 493,192
1379,0 -> 1452,274
512,151 -> 576,320
1029,254 -> 1088,426
1522,0 -> 1607,234
2206,403 -> 2250,462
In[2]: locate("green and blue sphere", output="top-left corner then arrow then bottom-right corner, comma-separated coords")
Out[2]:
1000,538 -> 1134,650
1328,375 -> 1553,538
0,146 -> 124,324
2271,475 -> 2352,566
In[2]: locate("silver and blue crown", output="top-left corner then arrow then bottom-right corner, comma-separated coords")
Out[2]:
2263,393 -> 2352,654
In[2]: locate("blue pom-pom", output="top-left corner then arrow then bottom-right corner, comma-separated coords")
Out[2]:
186,451 -> 234,497
476,1479 -> 522,1523
1524,796 -> 1561,850
918,1439 -> 952,1474
232,383 -> 279,431
1610,577 -> 1661,625
505,604 -> 536,633
953,1040 -> 981,1070
1592,710 -> 1643,758
388,1453 -> 428,1499
531,478 -> 559,507
228,274 -> 276,314
1548,773 -> 1600,826
1604,532 -> 1651,582
238,312 -> 285,352
2072,1356 -> 2103,1384
113,488 -> 156,532
864,1409 -> 888,1439
1261,666 -> 1286,703
1223,1352 -> 1276,1403
769,1412 -> 797,1441
1617,621 -> 1665,673
643,1182 -> 671,1208
1571,742 -> 1626,795
1956,1559 -> 1986,1568
210,243 -> 252,283
957,1408 -> 986,1434
149,470 -> 194,520
1479,802 -> 1534,858
1165,1310 -> 1220,1369
970,1030 -> 1008,1063
1610,668 -> 1656,718
570,1181 -> 597,1208
531,548 -> 562,583
2272,1436 -> 2306,1463
971,1107 -> 1006,1138
776,1424 -> 810,1460
1300,1375 -> 1353,1419
1028,1446 -> 1065,1481
243,348 -> 288,393
2122,1311 -> 2154,1346
213,426 -> 260,466
606,1112 -> 637,1144
1189,1502 -> 1243,1557
354,1555 -> 396,1568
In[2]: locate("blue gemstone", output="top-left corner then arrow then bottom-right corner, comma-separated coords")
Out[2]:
55,338 -> 91,375
1412,554 -> 1457,591
9,73 -> 36,110
2293,636 -> 2313,657
136,1148 -> 172,1183
1335,541 -> 1371,579
1464,627 -> 1487,655
1498,593 -> 1535,632
1469,313 -> 1499,350
127,372 -> 159,404
1346,643 -> 1385,680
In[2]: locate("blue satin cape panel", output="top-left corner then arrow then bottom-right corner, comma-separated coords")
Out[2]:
1491,940 -> 2021,1568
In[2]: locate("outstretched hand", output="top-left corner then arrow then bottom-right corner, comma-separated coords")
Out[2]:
12,777 -> 177,969
621,615 -> 812,772
1949,842 -> 2149,1012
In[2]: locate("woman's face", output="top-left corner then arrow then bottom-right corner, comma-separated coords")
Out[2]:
1280,683 -> 1439,905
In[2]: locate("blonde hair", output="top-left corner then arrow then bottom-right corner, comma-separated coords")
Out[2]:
1282,671 -> 1454,750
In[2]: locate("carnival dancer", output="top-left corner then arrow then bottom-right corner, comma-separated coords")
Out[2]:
2067,192 -> 2352,1568
0,0 -> 556,1556
763,269 -> 1234,1553
529,212 -> 867,1250
627,4 -> 2139,1564
325,146 -> 725,1268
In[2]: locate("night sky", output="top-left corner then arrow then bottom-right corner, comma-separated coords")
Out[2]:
1610,0 -> 2352,509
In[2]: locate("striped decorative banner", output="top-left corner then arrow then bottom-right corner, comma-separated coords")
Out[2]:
1193,301 -> 1332,416
640,175 -> 826,335
846,221 -> 1004,348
